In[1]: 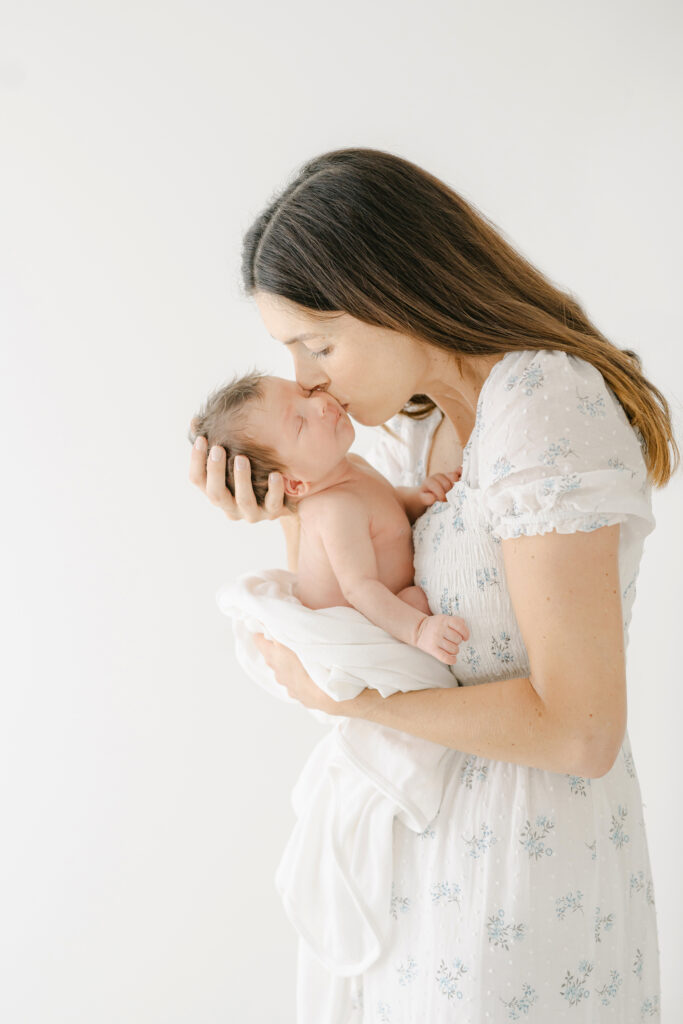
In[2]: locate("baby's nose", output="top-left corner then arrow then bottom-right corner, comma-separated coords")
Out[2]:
312,393 -> 330,415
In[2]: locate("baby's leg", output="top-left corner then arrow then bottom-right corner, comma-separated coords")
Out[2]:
396,585 -> 431,616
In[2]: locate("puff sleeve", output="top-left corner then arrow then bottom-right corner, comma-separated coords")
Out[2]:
472,349 -> 655,541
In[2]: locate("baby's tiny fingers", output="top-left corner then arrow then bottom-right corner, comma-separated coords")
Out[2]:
446,618 -> 469,642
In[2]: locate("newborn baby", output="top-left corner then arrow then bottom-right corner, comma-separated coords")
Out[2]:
189,371 -> 469,665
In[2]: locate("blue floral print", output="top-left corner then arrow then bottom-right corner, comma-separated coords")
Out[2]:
463,823 -> 497,859
389,882 -> 411,920
377,1000 -> 392,1022
491,632 -> 514,664
608,455 -> 635,477
430,881 -> 462,907
609,805 -> 630,849
555,890 -> 584,920
519,815 -> 555,859
540,472 -> 582,497
504,360 -> 545,396
595,968 -> 622,1006
439,588 -> 460,614
566,774 -> 591,796
460,755 -> 488,788
435,957 -> 468,1000
492,456 -> 514,482
460,644 -> 481,674
594,906 -> 615,943
500,983 -> 538,1020
397,956 -> 418,986
576,390 -> 607,417
560,960 -> 594,1006
629,871 -> 655,907
486,908 -> 526,950
476,567 -> 500,590
539,437 -> 577,466
641,994 -> 660,1018
356,348 -> 659,1021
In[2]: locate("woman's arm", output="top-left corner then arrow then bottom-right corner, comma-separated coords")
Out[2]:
350,523 -> 626,778
258,523 -> 626,779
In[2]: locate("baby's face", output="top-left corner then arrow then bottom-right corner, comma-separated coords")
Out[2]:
244,376 -> 355,489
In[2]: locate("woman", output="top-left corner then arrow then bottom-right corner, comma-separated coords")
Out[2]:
189,148 -> 676,1022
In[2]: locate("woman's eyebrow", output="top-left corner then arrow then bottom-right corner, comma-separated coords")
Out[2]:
282,333 -> 319,346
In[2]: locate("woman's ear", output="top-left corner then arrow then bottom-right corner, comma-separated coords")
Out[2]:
282,476 -> 311,498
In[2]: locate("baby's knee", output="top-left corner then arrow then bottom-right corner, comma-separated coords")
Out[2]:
397,585 -> 431,615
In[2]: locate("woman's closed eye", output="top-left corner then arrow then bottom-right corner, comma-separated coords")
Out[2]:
309,347 -> 331,360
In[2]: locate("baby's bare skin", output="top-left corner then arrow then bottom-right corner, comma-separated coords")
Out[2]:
296,455 -> 414,607
295,455 -> 469,664
196,375 -> 469,664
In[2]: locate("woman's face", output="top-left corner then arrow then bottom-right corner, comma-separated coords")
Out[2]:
253,291 -> 431,427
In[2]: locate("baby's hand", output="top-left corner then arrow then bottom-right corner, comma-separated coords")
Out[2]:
418,467 -> 462,507
415,613 -> 469,666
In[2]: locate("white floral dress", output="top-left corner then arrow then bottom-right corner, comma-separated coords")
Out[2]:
351,349 -> 660,1023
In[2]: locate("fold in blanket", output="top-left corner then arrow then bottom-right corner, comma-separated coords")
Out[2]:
216,569 -> 459,1023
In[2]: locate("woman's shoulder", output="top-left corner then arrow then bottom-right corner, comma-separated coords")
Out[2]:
477,347 -> 634,441
469,348 -> 654,539
484,348 -> 609,407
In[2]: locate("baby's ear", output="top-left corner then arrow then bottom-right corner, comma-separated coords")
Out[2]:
282,475 -> 310,498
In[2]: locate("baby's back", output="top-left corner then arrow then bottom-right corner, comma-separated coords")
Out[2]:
294,455 -> 415,610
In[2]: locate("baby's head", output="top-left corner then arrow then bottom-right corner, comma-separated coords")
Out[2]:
188,371 -> 355,509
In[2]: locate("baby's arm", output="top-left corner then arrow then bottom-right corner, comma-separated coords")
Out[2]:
314,492 -> 468,665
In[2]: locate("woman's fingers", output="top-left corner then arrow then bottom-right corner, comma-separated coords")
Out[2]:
202,445 -> 240,519
263,472 -> 286,519
232,455 -> 263,522
188,435 -> 208,489
189,438 -> 239,518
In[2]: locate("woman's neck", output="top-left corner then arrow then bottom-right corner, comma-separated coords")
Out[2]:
421,350 -> 508,433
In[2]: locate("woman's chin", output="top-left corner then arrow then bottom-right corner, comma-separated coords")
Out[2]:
350,410 -> 393,428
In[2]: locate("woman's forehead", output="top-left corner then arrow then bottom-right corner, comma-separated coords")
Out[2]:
255,291 -> 346,336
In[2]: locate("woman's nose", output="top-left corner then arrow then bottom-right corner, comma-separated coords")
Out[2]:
291,351 -> 329,393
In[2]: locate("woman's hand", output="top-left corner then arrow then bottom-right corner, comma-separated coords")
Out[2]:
188,433 -> 291,523
253,634 -> 372,718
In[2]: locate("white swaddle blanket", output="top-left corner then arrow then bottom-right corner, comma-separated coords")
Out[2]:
216,569 -> 459,1022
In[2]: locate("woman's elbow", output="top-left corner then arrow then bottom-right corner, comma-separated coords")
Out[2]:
572,721 -> 626,779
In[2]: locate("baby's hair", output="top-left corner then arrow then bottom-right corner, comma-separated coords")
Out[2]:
188,369 -> 297,511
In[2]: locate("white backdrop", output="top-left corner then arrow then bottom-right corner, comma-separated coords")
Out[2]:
1,1 -> 681,1021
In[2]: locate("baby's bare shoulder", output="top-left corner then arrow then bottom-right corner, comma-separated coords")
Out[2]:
299,485 -> 367,525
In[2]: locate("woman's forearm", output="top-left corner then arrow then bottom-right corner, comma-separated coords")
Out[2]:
348,675 -> 607,778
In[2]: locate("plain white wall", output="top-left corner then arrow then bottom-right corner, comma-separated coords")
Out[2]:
2,1 -> 681,1020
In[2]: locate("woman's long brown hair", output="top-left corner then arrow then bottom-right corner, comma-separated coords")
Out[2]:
241,147 -> 678,487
